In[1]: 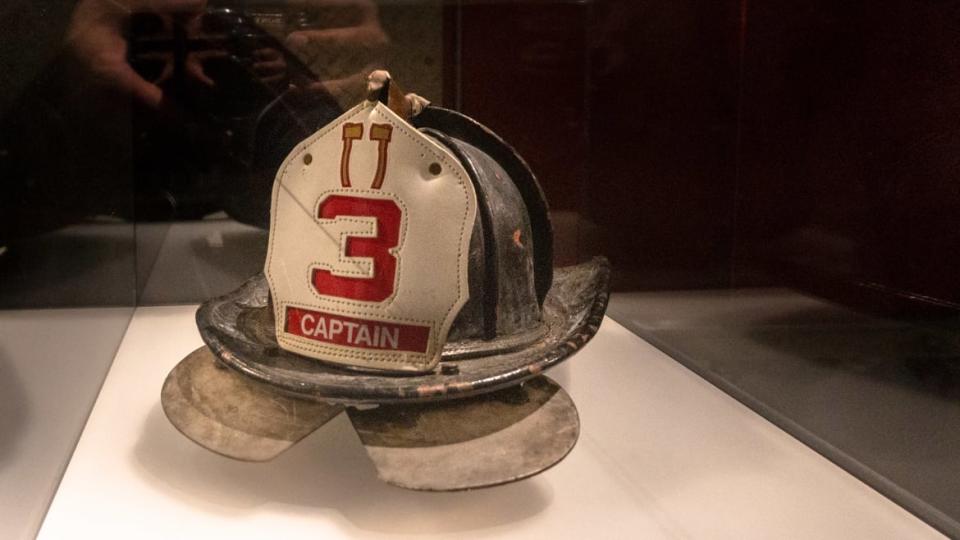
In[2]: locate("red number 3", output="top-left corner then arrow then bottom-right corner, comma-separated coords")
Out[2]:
312,195 -> 402,302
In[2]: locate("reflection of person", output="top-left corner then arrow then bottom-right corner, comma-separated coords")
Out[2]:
0,0 -> 391,236
66,0 -> 209,108
0,0 -> 398,263
63,0 -> 388,109
284,0 -> 389,106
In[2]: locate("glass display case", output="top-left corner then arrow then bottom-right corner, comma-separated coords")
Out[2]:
1,1 -> 958,538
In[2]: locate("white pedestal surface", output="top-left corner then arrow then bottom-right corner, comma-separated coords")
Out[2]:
38,306 -> 943,539
0,307 -> 132,540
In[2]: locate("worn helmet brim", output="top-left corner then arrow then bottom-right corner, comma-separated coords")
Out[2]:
161,346 -> 344,462
192,257 -> 610,405
162,348 -> 579,489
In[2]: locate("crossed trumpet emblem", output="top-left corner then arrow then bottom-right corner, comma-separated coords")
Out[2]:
339,122 -> 393,189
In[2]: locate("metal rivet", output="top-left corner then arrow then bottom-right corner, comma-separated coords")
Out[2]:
440,363 -> 459,375
303,153 -> 313,165
429,162 -> 442,175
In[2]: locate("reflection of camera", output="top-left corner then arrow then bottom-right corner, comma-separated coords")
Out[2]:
212,1 -> 319,37
127,7 -> 319,116
126,7 -> 342,226
0,6 -> 342,244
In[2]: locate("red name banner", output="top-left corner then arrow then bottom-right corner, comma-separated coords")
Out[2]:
285,307 -> 430,354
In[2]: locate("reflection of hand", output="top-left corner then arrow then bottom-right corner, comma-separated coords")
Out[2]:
283,0 -> 389,105
252,48 -> 288,86
66,0 -> 208,108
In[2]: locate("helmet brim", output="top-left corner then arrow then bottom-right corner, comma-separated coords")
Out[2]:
192,257 -> 610,405
161,349 -> 579,489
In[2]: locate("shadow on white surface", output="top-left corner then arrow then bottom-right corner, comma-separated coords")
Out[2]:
133,403 -> 553,534
0,349 -> 27,471
0,307 -> 133,540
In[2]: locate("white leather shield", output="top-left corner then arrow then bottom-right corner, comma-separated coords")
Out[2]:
265,101 -> 477,372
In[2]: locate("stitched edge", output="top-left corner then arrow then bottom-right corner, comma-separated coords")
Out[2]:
278,301 -> 435,364
265,102 -> 476,370
305,189 -> 409,308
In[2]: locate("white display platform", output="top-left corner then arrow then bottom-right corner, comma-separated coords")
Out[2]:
39,306 -> 943,539
0,307 -> 132,540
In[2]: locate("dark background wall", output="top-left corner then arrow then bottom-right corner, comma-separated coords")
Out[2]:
455,0 -> 739,287
0,0 -> 137,308
734,0 -> 960,316
456,0 -> 960,318
583,1 -> 740,290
